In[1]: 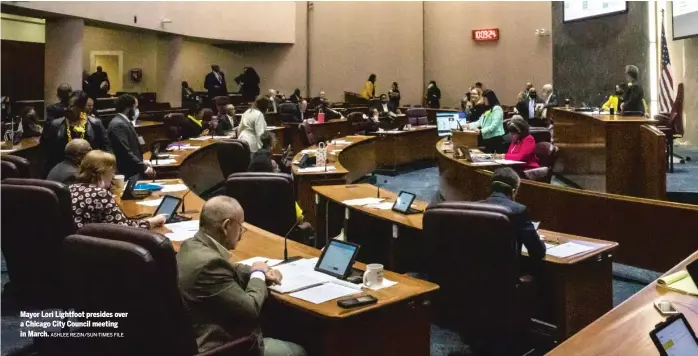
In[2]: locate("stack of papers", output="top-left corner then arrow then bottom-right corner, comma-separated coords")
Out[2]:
189,136 -> 213,141
159,184 -> 188,193
266,126 -> 281,130
289,283 -> 359,304
149,158 -> 177,166
237,256 -> 283,267
342,198 -> 384,206
658,271 -> 698,296
365,202 -> 394,210
163,220 -> 200,242
136,199 -> 163,207
546,242 -> 595,258
494,159 -> 524,165
331,140 -> 351,145
296,165 -> 337,173
167,145 -> 200,151
270,258 -> 335,293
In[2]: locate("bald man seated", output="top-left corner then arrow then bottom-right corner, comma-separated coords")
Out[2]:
177,196 -> 307,356
46,138 -> 92,185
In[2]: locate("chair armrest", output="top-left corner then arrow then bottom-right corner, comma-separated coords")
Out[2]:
196,335 -> 258,356
523,167 -> 549,182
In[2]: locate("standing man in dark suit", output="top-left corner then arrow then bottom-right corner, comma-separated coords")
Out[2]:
480,167 -> 545,262
89,66 -> 110,98
177,196 -> 306,356
107,94 -> 155,179
45,83 -> 73,122
204,64 -> 228,102
620,65 -> 645,115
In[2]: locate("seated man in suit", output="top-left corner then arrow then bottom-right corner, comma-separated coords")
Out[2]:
107,94 -> 155,179
177,196 -> 307,356
46,138 -> 92,185
266,89 -> 282,114
214,104 -> 237,135
45,83 -> 73,122
375,94 -> 400,118
480,167 -> 545,262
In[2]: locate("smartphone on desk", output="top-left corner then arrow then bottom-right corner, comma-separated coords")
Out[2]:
655,301 -> 679,315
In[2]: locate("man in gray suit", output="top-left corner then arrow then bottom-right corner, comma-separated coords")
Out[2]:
177,196 -> 306,356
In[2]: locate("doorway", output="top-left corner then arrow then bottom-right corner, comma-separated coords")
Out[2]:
89,51 -> 123,94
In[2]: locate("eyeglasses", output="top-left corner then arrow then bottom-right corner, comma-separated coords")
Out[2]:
231,219 -> 247,236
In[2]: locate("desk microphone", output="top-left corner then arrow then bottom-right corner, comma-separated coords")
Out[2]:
455,118 -> 464,132
283,218 -> 303,263
180,186 -> 198,214
375,175 -> 388,198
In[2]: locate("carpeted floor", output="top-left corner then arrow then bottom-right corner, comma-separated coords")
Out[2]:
3,152 -> 688,355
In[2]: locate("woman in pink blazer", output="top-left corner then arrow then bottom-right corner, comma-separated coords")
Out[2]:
501,116 -> 539,170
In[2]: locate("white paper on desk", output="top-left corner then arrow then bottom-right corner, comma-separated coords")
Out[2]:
364,278 -> 398,291
266,126 -> 281,130
164,230 -> 195,241
271,258 -> 335,293
365,202 -> 394,210
165,220 -> 200,232
237,256 -> 283,267
494,159 -> 524,165
331,140 -> 351,145
342,198 -> 384,206
522,242 -> 556,254
212,136 -> 234,139
160,184 -> 188,193
149,158 -> 177,166
296,166 -> 337,173
546,242 -> 595,258
300,149 -> 313,154
289,283 -> 359,304
470,161 -> 499,166
167,145 -> 200,151
189,136 -> 213,141
136,198 -> 163,207
424,125 -> 437,129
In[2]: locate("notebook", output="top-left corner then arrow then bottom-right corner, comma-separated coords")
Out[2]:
657,270 -> 698,296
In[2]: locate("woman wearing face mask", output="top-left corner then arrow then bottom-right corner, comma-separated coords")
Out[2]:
69,150 -> 166,230
601,84 -> 624,112
426,80 -> 441,108
389,82 -> 401,108
41,90 -> 111,174
20,107 -> 43,137
496,116 -> 539,170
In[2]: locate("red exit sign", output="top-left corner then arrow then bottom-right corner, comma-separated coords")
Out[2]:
472,28 -> 500,41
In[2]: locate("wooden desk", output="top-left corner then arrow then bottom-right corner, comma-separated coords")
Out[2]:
134,120 -> 167,149
307,119 -> 353,142
437,137 -> 698,273
118,179 -> 439,356
369,126 -> 438,170
550,109 -> 665,199
313,183 -> 618,341
548,250 -> 698,355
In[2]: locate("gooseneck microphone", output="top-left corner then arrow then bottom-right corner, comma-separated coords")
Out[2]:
283,218 -> 303,262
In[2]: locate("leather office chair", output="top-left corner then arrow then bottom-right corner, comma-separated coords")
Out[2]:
1,160 -> 18,180
424,202 -> 532,354
529,127 -> 552,143
164,113 -> 187,140
216,139 -> 251,179
347,111 -> 368,134
1,182 -> 73,309
655,83 -> 689,172
406,108 -> 428,126
523,142 -> 559,183
1,154 -> 31,178
179,142 -> 226,199
225,172 -> 297,237
298,122 -> 316,146
279,102 -> 301,123
61,232 -> 257,356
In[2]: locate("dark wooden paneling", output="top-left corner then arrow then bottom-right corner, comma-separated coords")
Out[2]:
1,40 -> 44,102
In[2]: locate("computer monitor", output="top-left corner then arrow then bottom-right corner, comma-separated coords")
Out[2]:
436,112 -> 460,137
315,239 -> 360,279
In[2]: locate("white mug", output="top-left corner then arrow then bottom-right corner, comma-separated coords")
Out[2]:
114,175 -> 126,191
363,263 -> 384,288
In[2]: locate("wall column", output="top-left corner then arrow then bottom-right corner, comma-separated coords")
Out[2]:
44,18 -> 84,114
156,35 -> 183,107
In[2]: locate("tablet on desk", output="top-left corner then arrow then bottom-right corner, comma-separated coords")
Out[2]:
314,239 -> 360,279
392,191 -> 422,215
154,195 -> 183,222
650,313 -> 698,356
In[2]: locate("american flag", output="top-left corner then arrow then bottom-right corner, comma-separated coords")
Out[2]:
659,17 -> 675,113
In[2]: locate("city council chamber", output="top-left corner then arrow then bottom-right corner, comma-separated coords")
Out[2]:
1,1 -> 698,355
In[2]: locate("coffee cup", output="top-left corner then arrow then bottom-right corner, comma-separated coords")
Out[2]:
114,175 -> 125,191
363,263 -> 384,288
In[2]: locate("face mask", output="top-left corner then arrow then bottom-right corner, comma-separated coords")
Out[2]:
529,93 -> 537,99
615,90 -> 623,95
129,108 -> 140,121
511,133 -> 520,142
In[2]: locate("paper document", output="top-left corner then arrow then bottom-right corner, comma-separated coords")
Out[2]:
657,270 -> 698,296
494,159 -> 524,165
270,258 -> 335,293
342,198 -> 384,206
237,256 -> 283,267
149,159 -> 177,166
300,149 -> 314,154
365,202 -> 394,210
266,126 -> 281,130
296,166 -> 337,173
521,242 -> 557,254
167,145 -> 200,151
289,283 -> 359,304
364,278 -> 398,291
165,220 -> 200,232
189,136 -> 213,141
424,125 -> 437,129
470,161 -> 500,166
164,230 -> 195,242
331,140 -> 351,145
159,184 -> 188,193
136,199 -> 163,207
545,242 -> 595,258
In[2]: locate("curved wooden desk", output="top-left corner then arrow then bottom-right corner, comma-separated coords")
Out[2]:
437,138 -> 698,272
548,250 -> 698,355
550,109 -> 664,199
117,180 -> 438,356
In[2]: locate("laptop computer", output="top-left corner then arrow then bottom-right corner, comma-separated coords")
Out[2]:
392,191 -> 423,215
461,147 -> 495,163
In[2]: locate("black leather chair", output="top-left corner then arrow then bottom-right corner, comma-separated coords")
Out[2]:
279,102 -> 301,123
61,231 -> 257,356
523,142 -> 559,183
424,201 -> 533,355
406,108 -> 428,126
225,172 -> 297,237
179,140 -> 250,200
298,122 -> 316,146
1,180 -> 74,309
1,160 -> 18,180
1,154 -> 32,178
656,83 -> 688,172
